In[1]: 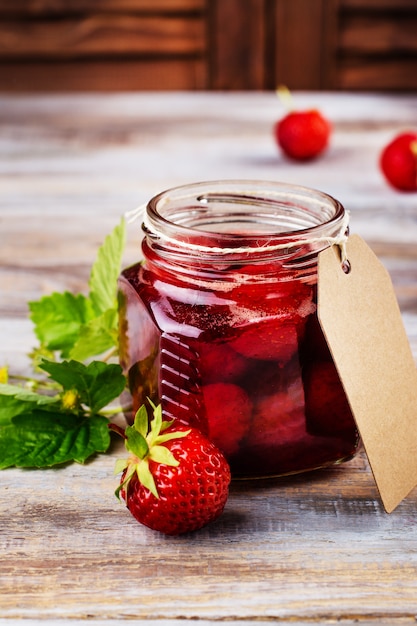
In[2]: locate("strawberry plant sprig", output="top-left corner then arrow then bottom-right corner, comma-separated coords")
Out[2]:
0,218 -> 129,469
0,359 -> 126,468
29,218 -> 126,363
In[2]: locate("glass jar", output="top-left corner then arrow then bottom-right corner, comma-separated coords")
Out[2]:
118,180 -> 360,478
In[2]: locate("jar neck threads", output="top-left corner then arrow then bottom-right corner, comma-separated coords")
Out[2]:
136,181 -> 349,284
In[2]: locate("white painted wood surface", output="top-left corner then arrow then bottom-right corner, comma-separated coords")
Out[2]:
0,92 -> 417,625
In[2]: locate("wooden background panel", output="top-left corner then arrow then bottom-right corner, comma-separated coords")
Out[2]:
0,0 -> 416,91
332,0 -> 417,90
340,0 -> 417,10
340,14 -> 417,55
337,58 -> 417,91
209,0 -> 266,90
0,58 -> 207,91
262,0 -> 417,91
0,0 -> 207,90
0,15 -> 206,58
274,0 -> 327,90
0,0 -> 206,14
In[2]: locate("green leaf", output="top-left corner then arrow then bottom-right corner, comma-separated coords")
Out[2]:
29,291 -> 95,357
89,219 -> 126,315
0,220 -> 129,472
0,410 -> 110,468
0,383 -> 59,425
69,308 -> 118,361
39,359 -> 126,414
28,219 -> 126,362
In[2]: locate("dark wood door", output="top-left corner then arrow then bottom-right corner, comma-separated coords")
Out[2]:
0,0 -> 415,91
213,0 -> 417,91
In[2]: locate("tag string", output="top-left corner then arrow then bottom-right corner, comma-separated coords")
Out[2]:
126,202 -> 350,260
340,239 -> 351,274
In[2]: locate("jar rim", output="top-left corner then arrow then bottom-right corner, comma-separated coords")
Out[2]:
145,180 -> 346,250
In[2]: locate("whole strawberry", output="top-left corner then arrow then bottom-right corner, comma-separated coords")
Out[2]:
274,87 -> 331,161
379,132 -> 417,191
114,402 -> 231,535
275,109 -> 331,161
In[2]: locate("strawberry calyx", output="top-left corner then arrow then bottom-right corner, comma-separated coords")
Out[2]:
114,401 -> 190,500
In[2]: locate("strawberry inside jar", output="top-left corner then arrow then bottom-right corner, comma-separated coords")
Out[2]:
118,180 -> 360,478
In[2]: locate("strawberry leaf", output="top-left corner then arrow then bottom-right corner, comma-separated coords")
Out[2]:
69,309 -> 118,361
0,220 -> 128,471
0,383 -> 59,425
0,410 -> 110,468
39,359 -> 126,414
89,218 -> 126,315
29,292 -> 95,357
28,219 -> 126,362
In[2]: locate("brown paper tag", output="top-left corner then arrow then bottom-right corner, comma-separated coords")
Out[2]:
318,234 -> 417,513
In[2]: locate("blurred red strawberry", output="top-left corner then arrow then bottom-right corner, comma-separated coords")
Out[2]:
380,132 -> 417,191
274,85 -> 332,162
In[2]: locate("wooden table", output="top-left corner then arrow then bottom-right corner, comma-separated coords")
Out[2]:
1,92 -> 417,625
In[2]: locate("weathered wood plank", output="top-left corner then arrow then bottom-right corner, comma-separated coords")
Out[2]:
0,622 -> 414,626
0,92 -> 417,622
274,0 -> 328,90
210,0 -> 266,90
340,15 -> 417,54
0,15 -> 206,58
0,0 -> 206,14
0,445 -> 417,621
337,58 -> 417,90
341,0 -> 417,10
0,58 -> 207,91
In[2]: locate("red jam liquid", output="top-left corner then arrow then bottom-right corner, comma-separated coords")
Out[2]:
119,258 -> 360,478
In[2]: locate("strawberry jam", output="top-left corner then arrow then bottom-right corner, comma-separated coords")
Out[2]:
118,181 -> 360,477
